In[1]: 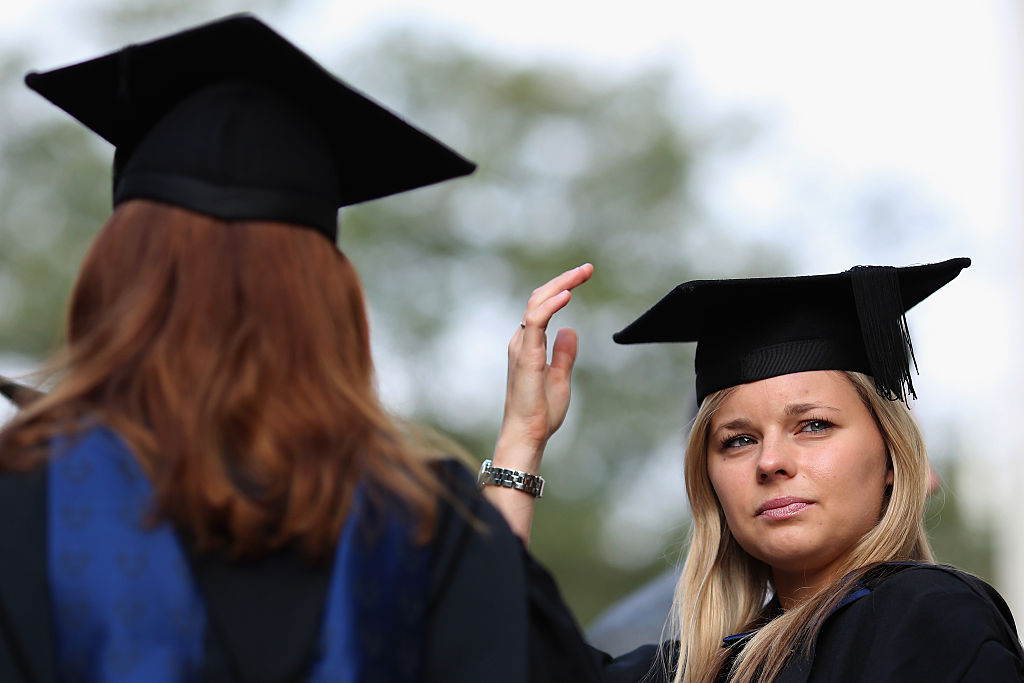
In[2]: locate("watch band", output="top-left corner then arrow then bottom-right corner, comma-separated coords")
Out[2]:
477,459 -> 545,498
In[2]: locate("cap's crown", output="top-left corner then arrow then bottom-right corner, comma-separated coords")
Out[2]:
25,13 -> 476,239
613,257 -> 971,404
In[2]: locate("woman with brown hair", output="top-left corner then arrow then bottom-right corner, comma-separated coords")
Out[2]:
0,15 -> 602,683
495,259 -> 1024,681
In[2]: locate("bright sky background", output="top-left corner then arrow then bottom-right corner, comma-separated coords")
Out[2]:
2,0 -> 1022,603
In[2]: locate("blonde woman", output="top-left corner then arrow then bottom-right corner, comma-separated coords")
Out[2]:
491,258 -> 1024,681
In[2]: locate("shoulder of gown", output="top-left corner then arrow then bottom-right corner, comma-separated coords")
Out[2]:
780,564 -> 1024,683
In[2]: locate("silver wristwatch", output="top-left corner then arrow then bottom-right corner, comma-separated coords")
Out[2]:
477,459 -> 545,498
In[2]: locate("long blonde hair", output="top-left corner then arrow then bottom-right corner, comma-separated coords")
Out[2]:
667,370 -> 933,683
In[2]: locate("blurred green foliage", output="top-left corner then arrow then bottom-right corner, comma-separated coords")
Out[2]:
926,463 -> 995,582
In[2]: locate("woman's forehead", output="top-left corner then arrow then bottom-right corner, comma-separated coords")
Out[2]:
711,371 -> 860,421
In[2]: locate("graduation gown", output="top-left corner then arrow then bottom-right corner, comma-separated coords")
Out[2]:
593,563 -> 1024,682
768,563 -> 1024,682
0,427 -> 605,683
5,429 -> 1017,682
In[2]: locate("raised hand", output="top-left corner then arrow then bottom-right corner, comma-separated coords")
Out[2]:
486,263 -> 594,544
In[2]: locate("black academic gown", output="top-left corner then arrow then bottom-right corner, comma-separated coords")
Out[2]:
0,460 -> 605,683
7,453 -> 1017,683
593,563 -> 1024,683
769,564 -> 1024,682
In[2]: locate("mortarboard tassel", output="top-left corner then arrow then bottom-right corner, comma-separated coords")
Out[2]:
850,265 -> 918,403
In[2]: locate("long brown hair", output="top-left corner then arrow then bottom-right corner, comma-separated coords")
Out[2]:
0,199 -> 447,558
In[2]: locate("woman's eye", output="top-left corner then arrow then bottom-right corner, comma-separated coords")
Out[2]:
722,434 -> 756,449
801,419 -> 833,433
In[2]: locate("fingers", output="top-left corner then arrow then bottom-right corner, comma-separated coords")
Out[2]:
509,263 -> 592,362
521,290 -> 571,332
500,267 -> 589,462
518,263 -> 593,333
549,328 -> 579,378
526,263 -> 593,314
508,290 -> 569,359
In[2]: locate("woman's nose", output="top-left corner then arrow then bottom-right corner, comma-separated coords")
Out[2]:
756,433 -> 796,481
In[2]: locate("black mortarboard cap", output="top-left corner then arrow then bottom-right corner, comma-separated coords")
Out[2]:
24,13 -> 476,241
613,257 -> 971,405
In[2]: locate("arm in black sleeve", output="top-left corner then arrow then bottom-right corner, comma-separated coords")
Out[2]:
522,550 -> 671,683
422,462 -> 530,683
423,461 -> 669,683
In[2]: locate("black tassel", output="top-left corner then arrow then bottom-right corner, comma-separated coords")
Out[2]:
850,265 -> 917,403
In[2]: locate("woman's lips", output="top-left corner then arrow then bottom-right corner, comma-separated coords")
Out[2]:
756,497 -> 814,520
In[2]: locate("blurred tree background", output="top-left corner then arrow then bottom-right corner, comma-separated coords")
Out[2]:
0,0 -> 995,627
